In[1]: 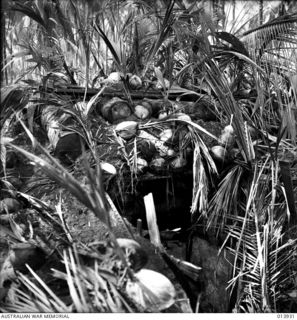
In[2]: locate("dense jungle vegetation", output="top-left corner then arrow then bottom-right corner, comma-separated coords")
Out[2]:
0,0 -> 297,314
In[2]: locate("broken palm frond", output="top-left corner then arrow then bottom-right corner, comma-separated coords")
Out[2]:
10,265 -> 72,313
6,191 -> 71,250
104,192 -> 135,240
9,117 -> 138,276
53,102 -> 100,155
0,247 -> 139,313
141,118 -> 219,141
143,192 -> 201,310
226,214 -> 297,313
4,118 -> 136,277
53,251 -> 134,312
189,126 -> 218,217
143,193 -> 162,248
55,199 -> 74,244
223,158 -> 297,312
279,160 -> 297,226
6,141 -> 109,227
206,163 -> 246,235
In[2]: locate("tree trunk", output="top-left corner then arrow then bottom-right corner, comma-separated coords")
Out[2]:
1,10 -> 7,84
259,0 -> 264,25
232,0 -> 236,22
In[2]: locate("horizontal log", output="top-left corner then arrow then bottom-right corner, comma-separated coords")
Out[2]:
39,85 -> 208,101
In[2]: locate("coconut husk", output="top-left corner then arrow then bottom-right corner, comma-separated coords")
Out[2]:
100,97 -> 132,123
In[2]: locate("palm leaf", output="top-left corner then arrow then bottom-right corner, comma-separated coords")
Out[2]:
241,12 -> 297,61
214,31 -> 249,56
223,159 -> 297,312
9,1 -> 47,30
5,126 -> 110,227
144,0 -> 176,71
0,84 -> 31,129
93,21 -> 123,72
203,59 -> 253,163
207,163 -> 245,234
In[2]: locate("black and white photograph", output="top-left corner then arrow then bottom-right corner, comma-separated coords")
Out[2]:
0,0 -> 296,316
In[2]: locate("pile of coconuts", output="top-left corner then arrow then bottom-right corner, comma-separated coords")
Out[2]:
112,116 -> 193,174
97,71 -> 199,174
101,104 -> 211,174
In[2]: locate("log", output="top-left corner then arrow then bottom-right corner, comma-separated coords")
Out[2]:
39,85 -> 207,101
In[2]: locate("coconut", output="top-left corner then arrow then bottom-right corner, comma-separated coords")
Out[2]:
223,124 -> 234,134
134,104 -> 151,120
218,125 -> 235,147
100,162 -> 117,175
170,155 -> 187,170
158,111 -> 169,119
106,72 -> 122,83
125,269 -> 176,311
156,78 -> 170,90
248,125 -> 257,139
136,158 -> 148,173
110,103 -> 132,123
159,147 -> 175,158
185,146 -> 193,159
138,131 -> 175,158
115,121 -> 138,140
159,128 -> 173,142
142,99 -> 163,116
137,140 -> 156,162
229,148 -> 240,159
150,157 -> 166,172
211,145 -> 228,162
129,75 -> 142,89
101,97 -> 131,122
172,102 -> 181,111
141,101 -> 153,111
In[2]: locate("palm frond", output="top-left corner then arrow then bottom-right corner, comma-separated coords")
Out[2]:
207,163 -> 245,234
5,125 -> 110,227
0,248 -> 138,313
203,59 -> 254,163
241,12 -> 297,62
0,84 -> 31,129
144,0 -> 176,72
224,159 -> 297,312
93,20 -> 125,73
9,1 -> 47,30
190,127 -> 218,216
